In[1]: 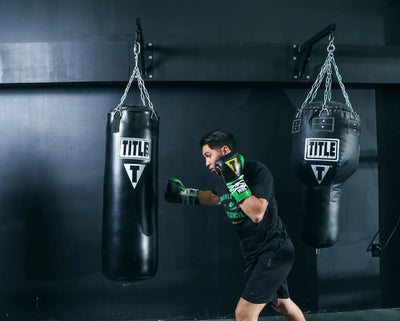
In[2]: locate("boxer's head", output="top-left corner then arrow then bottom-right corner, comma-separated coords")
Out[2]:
200,130 -> 236,173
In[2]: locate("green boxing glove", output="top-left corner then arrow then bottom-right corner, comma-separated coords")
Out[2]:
215,152 -> 252,203
164,178 -> 200,205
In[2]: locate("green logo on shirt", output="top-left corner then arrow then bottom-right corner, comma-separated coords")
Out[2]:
220,193 -> 246,223
228,201 -> 238,211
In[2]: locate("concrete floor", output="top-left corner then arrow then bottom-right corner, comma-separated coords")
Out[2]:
39,308 -> 400,321
259,308 -> 400,321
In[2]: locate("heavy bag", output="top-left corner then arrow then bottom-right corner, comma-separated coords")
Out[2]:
102,105 -> 159,281
291,101 -> 360,248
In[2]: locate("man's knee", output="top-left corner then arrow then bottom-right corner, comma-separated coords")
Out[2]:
273,298 -> 294,316
235,304 -> 247,321
235,298 -> 265,321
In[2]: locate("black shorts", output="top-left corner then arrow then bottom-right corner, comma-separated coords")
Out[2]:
241,239 -> 295,305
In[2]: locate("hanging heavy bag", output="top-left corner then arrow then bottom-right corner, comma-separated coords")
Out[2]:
291,35 -> 360,249
102,43 -> 159,281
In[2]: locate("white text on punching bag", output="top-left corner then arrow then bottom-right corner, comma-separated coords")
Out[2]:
119,138 -> 151,161
304,138 -> 339,162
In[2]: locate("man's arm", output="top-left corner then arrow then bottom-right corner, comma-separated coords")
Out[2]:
239,196 -> 268,223
197,190 -> 221,206
215,152 -> 269,224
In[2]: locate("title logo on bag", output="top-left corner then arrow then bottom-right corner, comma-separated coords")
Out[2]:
124,164 -> 146,189
311,164 -> 331,184
119,138 -> 151,161
304,138 -> 339,162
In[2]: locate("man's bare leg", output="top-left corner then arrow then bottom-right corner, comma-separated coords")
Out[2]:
235,297 -> 266,321
272,298 -> 306,321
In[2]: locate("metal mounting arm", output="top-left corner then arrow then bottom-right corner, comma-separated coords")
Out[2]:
134,18 -> 153,79
292,23 -> 336,79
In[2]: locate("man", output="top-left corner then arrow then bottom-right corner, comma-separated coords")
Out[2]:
165,130 -> 306,321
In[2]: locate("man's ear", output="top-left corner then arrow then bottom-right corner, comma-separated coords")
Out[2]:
221,145 -> 231,156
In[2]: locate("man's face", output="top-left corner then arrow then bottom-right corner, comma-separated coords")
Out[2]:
202,144 -> 230,173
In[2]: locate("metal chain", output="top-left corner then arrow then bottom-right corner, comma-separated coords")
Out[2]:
321,54 -> 333,115
332,55 -> 355,114
114,42 -> 157,119
298,54 -> 331,116
297,34 -> 355,117
137,72 -> 155,113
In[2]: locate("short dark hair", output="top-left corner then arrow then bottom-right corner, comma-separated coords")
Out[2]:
199,130 -> 236,152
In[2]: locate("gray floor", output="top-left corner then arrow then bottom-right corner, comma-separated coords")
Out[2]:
259,308 -> 400,321
41,308 -> 400,321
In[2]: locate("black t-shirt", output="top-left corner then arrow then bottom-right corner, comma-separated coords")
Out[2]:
212,160 -> 290,265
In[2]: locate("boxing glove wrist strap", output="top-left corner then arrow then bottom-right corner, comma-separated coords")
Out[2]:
226,175 -> 252,203
180,187 -> 201,205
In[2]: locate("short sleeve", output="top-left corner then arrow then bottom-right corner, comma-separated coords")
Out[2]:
243,161 -> 274,202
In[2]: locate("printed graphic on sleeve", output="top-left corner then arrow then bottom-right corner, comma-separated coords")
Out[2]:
311,164 -> 331,184
124,164 -> 146,189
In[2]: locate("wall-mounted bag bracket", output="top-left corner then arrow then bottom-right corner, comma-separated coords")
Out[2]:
292,23 -> 336,79
133,18 -> 154,79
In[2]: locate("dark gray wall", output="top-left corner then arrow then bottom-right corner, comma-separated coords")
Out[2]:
376,86 -> 400,309
0,85 -> 379,320
0,0 -> 397,320
0,0 -> 387,44
0,0 -> 400,84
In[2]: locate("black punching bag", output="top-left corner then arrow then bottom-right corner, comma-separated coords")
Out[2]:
102,105 -> 159,281
291,101 -> 360,248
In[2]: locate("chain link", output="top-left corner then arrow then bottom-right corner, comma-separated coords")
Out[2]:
114,42 -> 157,119
297,34 -> 355,117
332,56 -> 354,113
